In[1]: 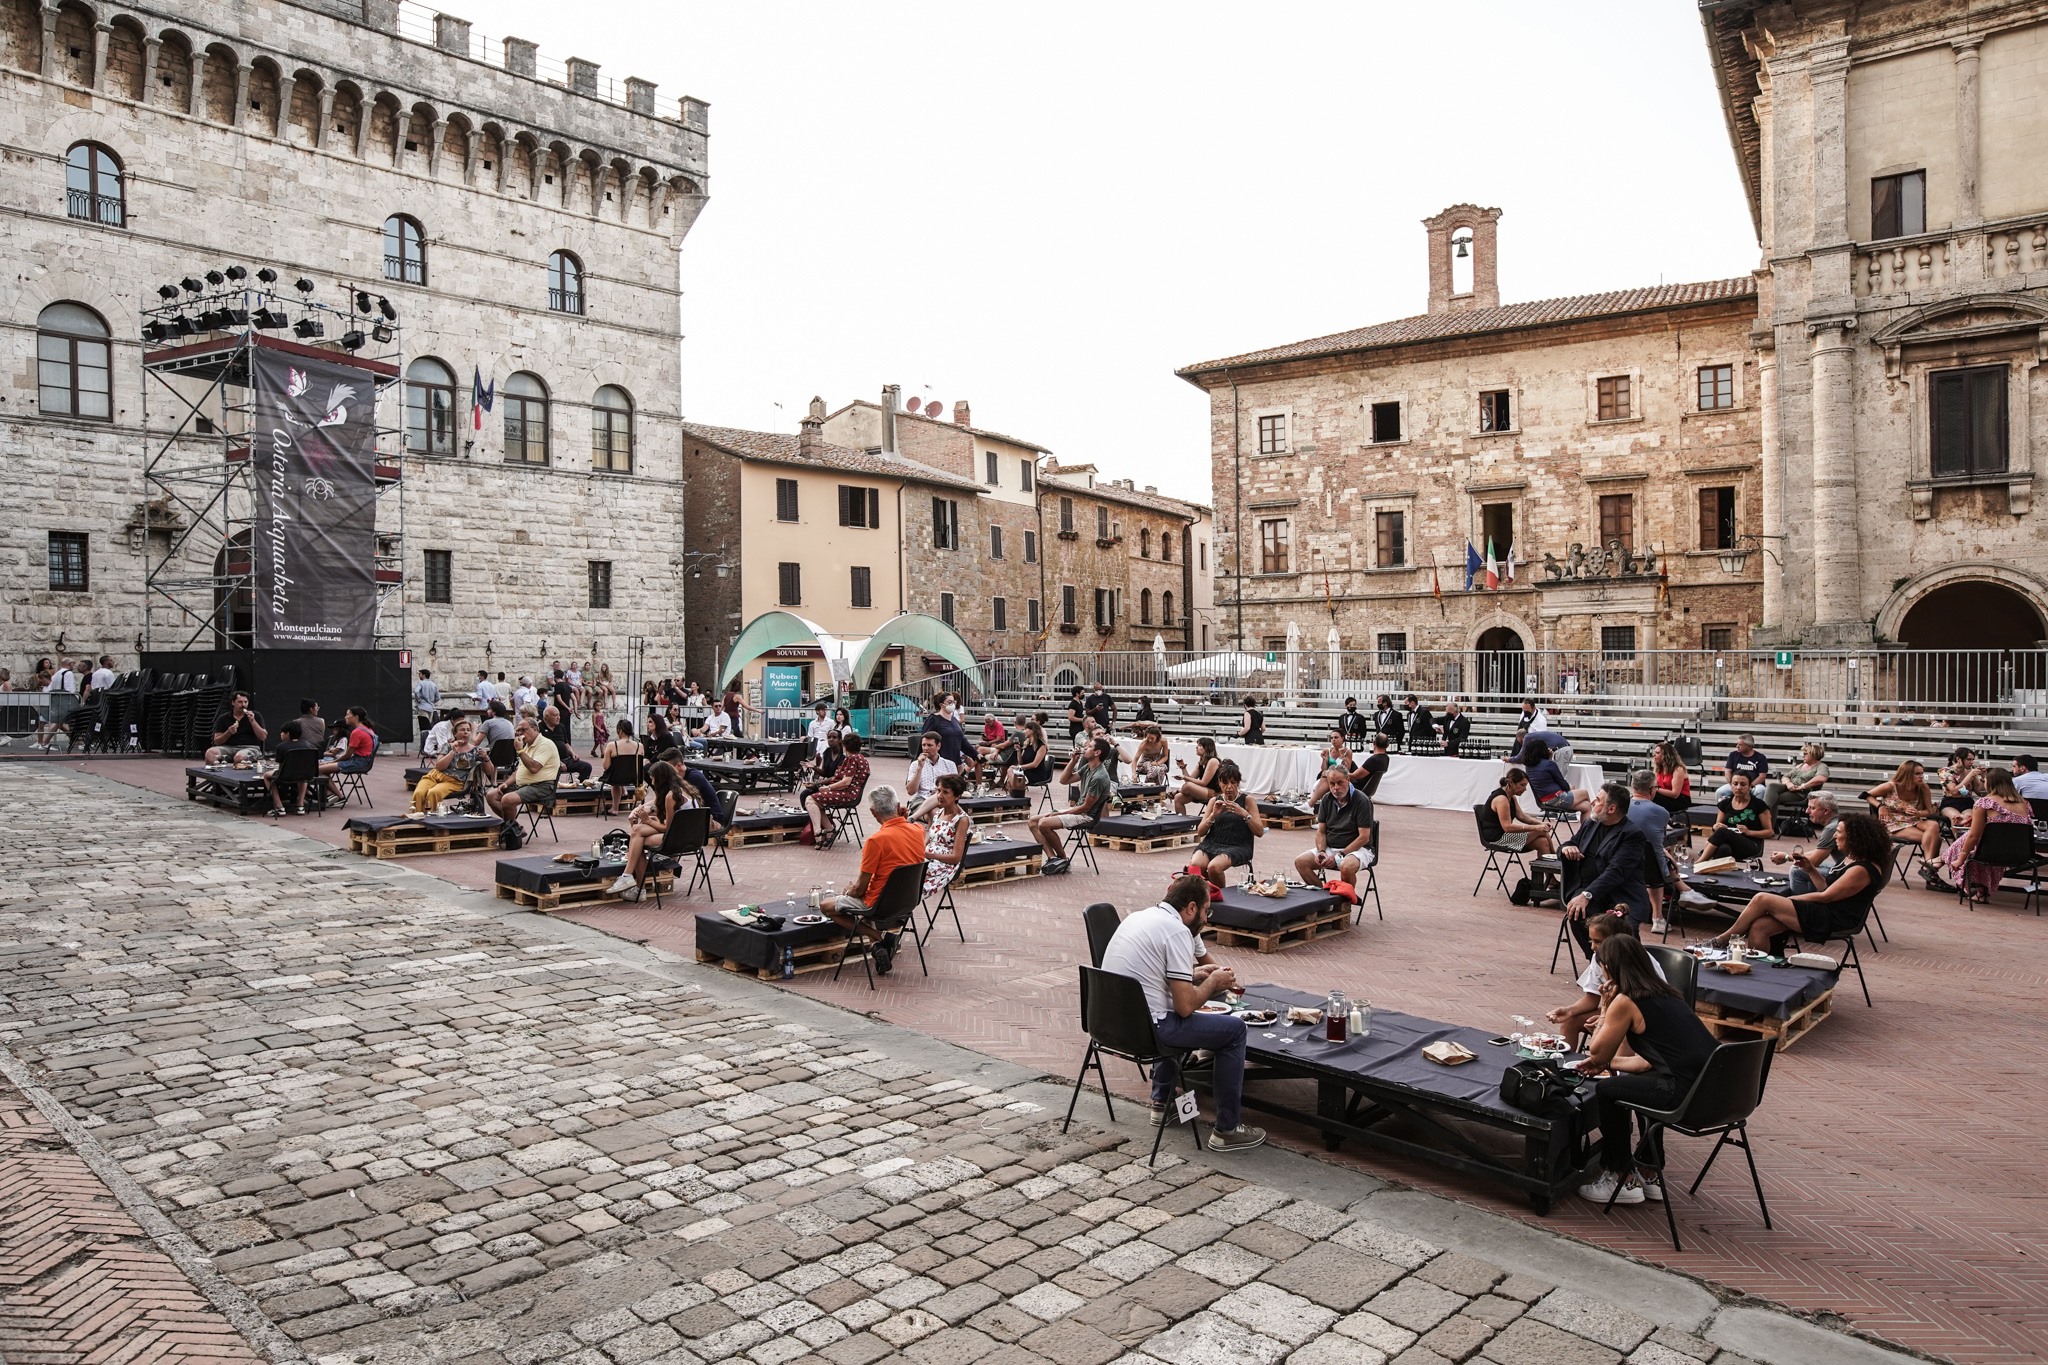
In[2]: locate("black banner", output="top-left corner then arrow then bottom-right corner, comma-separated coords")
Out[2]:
250,346 -> 379,649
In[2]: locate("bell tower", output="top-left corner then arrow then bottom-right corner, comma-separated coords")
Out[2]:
1423,204 -> 1502,314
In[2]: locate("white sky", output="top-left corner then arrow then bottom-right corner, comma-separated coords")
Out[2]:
466,1 -> 1762,502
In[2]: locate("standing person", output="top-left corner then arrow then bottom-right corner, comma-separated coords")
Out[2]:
413,668 -> 440,736
1187,760 -> 1265,888
87,655 -> 116,695
1404,694 -> 1437,752
806,702 -> 837,758
1338,697 -> 1371,744
1625,769 -> 1676,933
205,692 -> 268,763
1438,701 -> 1472,757
484,718 -> 558,822
1294,766 -> 1375,888
1065,687 -> 1087,746
721,680 -> 747,737
1030,736 -> 1114,875
472,670 -> 494,706
927,704 -> 970,770
1085,682 -> 1116,732
1573,933 -> 1720,1206
1098,875 -> 1265,1151
514,675 -> 541,715
1237,696 -> 1265,746
1562,783 -> 1658,945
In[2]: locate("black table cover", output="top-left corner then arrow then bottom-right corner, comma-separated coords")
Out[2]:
961,839 -> 1037,871
494,853 -> 628,895
1093,813 -> 1199,841
343,812 -> 502,834
1694,959 -> 1838,1018
1208,885 -> 1344,931
694,902 -> 843,971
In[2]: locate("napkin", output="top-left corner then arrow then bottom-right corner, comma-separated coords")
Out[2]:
1284,1007 -> 1323,1026
1422,1041 -> 1477,1065
1692,855 -> 1740,874
1786,951 -> 1838,970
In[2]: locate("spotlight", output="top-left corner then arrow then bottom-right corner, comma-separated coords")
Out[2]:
156,284 -> 179,301
224,266 -> 247,282
292,318 -> 324,339
195,309 -> 224,330
256,268 -> 278,284
141,321 -> 166,343
180,277 -> 203,294
221,307 -> 249,328
371,323 -> 394,344
340,330 -> 366,351
169,315 -> 197,337
205,270 -> 225,286
377,297 -> 398,322
253,308 -> 290,329
353,290 -> 372,314
293,278 -> 315,294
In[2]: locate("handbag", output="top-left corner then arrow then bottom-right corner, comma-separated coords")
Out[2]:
1499,1059 -> 1588,1114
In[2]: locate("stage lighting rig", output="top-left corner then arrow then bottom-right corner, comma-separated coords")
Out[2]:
353,290 -> 372,314
253,308 -> 290,330
371,323 -> 394,344
292,318 -> 324,339
340,330 -> 366,352
156,284 -> 179,301
180,277 -> 203,295
205,270 -> 225,286
224,266 -> 247,282
257,268 -> 278,285
377,297 -> 398,322
293,278 -> 315,294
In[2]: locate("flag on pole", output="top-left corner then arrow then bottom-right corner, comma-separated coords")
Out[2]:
471,366 -> 495,431
1432,562 -> 1443,600
1484,536 -> 1499,591
1463,542 -> 1484,591
1658,561 -> 1671,608
1504,545 -> 1517,584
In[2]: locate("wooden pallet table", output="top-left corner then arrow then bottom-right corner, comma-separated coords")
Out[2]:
955,846 -> 1044,886
345,814 -> 503,859
493,854 -> 674,911
1093,813 -> 1199,853
1257,802 -> 1317,830
693,907 -> 847,981
728,810 -> 809,847
550,783 -> 615,817
1204,903 -> 1353,953
695,935 -> 849,981
1696,988 -> 1835,1052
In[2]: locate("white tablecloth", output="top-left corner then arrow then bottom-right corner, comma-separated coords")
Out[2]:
1116,737 -> 1601,812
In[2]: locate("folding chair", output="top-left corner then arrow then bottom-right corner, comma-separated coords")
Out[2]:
331,759 -> 375,809
1601,1037 -> 1773,1252
833,862 -> 927,988
1803,898 -> 1875,1006
1066,819 -> 1101,874
704,788 -> 739,888
1550,912 -> 1582,976
1060,965 -> 1207,1166
1353,819 -> 1383,924
647,807 -> 712,907
1471,804 -> 1530,896
819,800 -> 867,851
521,792 -> 559,844
1959,822 -> 2041,915
922,878 -> 964,944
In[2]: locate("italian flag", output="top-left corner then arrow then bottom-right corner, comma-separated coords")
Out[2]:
1484,536 -> 1500,591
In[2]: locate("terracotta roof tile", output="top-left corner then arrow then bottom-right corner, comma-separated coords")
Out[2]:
1039,471 -> 1206,519
680,422 -> 983,491
1177,277 -> 1758,377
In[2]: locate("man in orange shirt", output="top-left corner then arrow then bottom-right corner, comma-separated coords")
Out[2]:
824,785 -> 925,975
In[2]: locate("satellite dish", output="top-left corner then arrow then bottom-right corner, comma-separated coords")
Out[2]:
924,399 -> 943,417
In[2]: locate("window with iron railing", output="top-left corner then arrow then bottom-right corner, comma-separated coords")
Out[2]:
65,143 -> 123,227
548,250 -> 584,314
384,214 -> 426,284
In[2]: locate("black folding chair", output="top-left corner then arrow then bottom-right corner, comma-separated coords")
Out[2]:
818,792 -> 868,850
1601,1037 -> 1774,1252
705,788 -> 739,888
1643,943 -> 1699,1006
488,737 -> 517,772
269,748 -> 326,817
1082,902 -> 1121,967
331,749 -> 377,809
922,878 -> 964,945
1065,818 -> 1101,874
833,862 -> 928,988
1803,897 -> 1875,1006
1471,804 -> 1530,896
1353,819 -> 1383,923
647,807 -> 713,907
1550,911 -> 1581,976
521,792 -> 559,844
1959,822 -> 2041,915
1060,965 -> 1206,1166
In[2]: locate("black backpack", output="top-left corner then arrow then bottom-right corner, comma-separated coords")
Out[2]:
497,820 -> 525,851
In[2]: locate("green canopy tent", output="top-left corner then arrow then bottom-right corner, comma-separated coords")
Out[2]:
717,611 -> 983,693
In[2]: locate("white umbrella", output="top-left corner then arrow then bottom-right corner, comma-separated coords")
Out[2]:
1325,626 -> 1342,699
1284,621 -> 1301,707
1164,650 -> 1280,680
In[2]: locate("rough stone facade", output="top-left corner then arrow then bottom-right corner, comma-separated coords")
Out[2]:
1705,0 -> 2048,647
1180,214 -> 1765,670
1037,464 -> 1203,657
0,0 -> 707,684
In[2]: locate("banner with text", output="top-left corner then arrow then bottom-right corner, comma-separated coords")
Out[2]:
250,346 -> 379,649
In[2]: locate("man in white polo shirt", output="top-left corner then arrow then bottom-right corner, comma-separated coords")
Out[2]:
1098,874 -> 1265,1151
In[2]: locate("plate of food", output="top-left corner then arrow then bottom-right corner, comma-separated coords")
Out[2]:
1198,1000 -> 1232,1014
792,914 -> 827,926
1239,1008 -> 1277,1026
1517,1032 -> 1570,1057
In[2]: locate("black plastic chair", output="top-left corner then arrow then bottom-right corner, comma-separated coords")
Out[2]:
1550,911 -> 1581,976
1643,943 -> 1699,1006
770,742 -> 809,792
647,806 -> 713,906
704,788 -> 739,888
818,790 -> 868,850
1353,820 -> 1383,924
488,737 -> 518,772
922,874 -> 965,945
1958,822 -> 2041,914
1083,902 -> 1121,967
1060,966 -> 1205,1165
1804,894 -> 1876,1007
1472,804 -> 1531,896
2028,797 -> 2048,824
833,862 -> 928,988
1600,1037 -> 1774,1252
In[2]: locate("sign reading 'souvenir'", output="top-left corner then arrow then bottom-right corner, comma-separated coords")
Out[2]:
250,347 -> 379,650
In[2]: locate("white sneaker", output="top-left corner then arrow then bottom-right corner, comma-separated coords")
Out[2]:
606,873 -> 637,895
1651,917 -> 1670,934
1639,1174 -> 1665,1202
1577,1170 -> 1645,1205
1679,889 -> 1716,909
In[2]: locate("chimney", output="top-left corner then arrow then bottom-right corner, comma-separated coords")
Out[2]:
503,36 -> 538,76
1422,204 -> 1502,314
880,384 -> 901,454
953,400 -> 971,427
799,396 -> 825,456
434,13 -> 471,54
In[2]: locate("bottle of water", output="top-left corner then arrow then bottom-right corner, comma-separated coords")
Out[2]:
781,945 -> 796,979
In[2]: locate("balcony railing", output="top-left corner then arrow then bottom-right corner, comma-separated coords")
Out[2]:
1854,212 -> 2048,300
384,255 -> 425,285
66,189 -> 123,226
548,288 -> 584,315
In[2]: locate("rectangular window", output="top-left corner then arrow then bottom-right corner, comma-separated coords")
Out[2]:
1600,625 -> 1638,660
1931,365 -> 2009,478
775,478 -> 799,522
1258,518 -> 1290,575
989,525 -> 1004,559
984,450 -> 999,485
1370,401 -> 1402,443
1596,375 -> 1631,421
1199,540 -> 1208,571
1257,413 -> 1287,455
1139,591 -> 1153,625
1479,389 -> 1511,431
423,548 -> 452,604
992,597 -> 1008,631
1480,502 -> 1515,561
850,565 -> 872,608
1374,509 -> 1405,567
1028,598 -> 1042,632
837,484 -> 880,528
1376,632 -> 1408,666
1020,459 -> 1034,492
587,559 -> 613,609
1598,493 -> 1635,551
939,592 -> 956,627
1096,505 -> 1110,540
1704,624 -> 1736,651
932,497 -> 960,549
1697,364 -> 1735,411
1871,169 -> 1926,240
1697,486 -> 1737,550
1094,587 -> 1114,629
778,562 -> 801,607
1060,585 -> 1077,627
1023,529 -> 1038,563
47,531 -> 88,591
1059,497 -> 1074,534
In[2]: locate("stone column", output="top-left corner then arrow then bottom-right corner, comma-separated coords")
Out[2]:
1954,38 -> 1983,227
1757,341 -> 1784,634
91,21 -> 108,91
275,80 -> 292,140
315,87 -> 334,149
1808,42 -> 1850,248
231,64 -> 249,127
354,103 -> 371,159
141,37 -> 159,105
40,4 -> 58,81
1808,321 -> 1863,637
426,117 -> 445,176
186,48 -> 205,118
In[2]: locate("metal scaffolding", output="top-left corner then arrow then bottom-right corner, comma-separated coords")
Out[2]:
137,275 -> 407,655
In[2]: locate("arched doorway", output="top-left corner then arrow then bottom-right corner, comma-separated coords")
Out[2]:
1474,626 -> 1526,702
1896,580 -> 2046,714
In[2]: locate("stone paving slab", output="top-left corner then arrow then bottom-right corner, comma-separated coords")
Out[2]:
0,765 -> 1954,1365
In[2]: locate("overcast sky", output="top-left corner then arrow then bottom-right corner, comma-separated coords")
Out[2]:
454,1 -> 1761,502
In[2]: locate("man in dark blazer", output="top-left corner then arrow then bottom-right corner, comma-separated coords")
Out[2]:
1561,782 -> 1657,953
1438,701 -> 1473,757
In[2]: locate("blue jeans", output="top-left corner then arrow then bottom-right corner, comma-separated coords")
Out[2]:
1789,866 -> 1815,895
1151,1009 -> 1248,1132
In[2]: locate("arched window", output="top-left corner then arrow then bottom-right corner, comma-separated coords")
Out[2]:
503,371 -> 549,464
1161,531 -> 1173,563
1140,588 -> 1153,625
548,250 -> 583,314
65,143 -> 124,227
1139,527 -> 1151,558
591,385 -> 633,472
1162,590 -> 1175,625
383,214 -> 425,285
37,303 -> 112,421
404,356 -> 455,455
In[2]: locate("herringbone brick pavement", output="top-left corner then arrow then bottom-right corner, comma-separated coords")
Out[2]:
0,1079 -> 263,1363
72,755 -> 2048,1362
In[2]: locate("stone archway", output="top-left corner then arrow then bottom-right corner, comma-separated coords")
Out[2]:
1893,577 -> 2047,715
1473,625 -> 1526,701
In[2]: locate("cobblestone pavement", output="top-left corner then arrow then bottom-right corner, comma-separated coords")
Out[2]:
0,765 -> 1937,1365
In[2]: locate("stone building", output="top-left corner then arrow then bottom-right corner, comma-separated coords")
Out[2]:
0,0 -> 706,683
1178,208 -> 1764,681
1703,0 -> 2048,650
680,403 -> 986,695
1036,462 -> 1203,654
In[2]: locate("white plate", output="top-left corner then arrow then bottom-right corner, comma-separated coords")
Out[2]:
1198,1001 -> 1231,1014
792,914 -> 827,926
